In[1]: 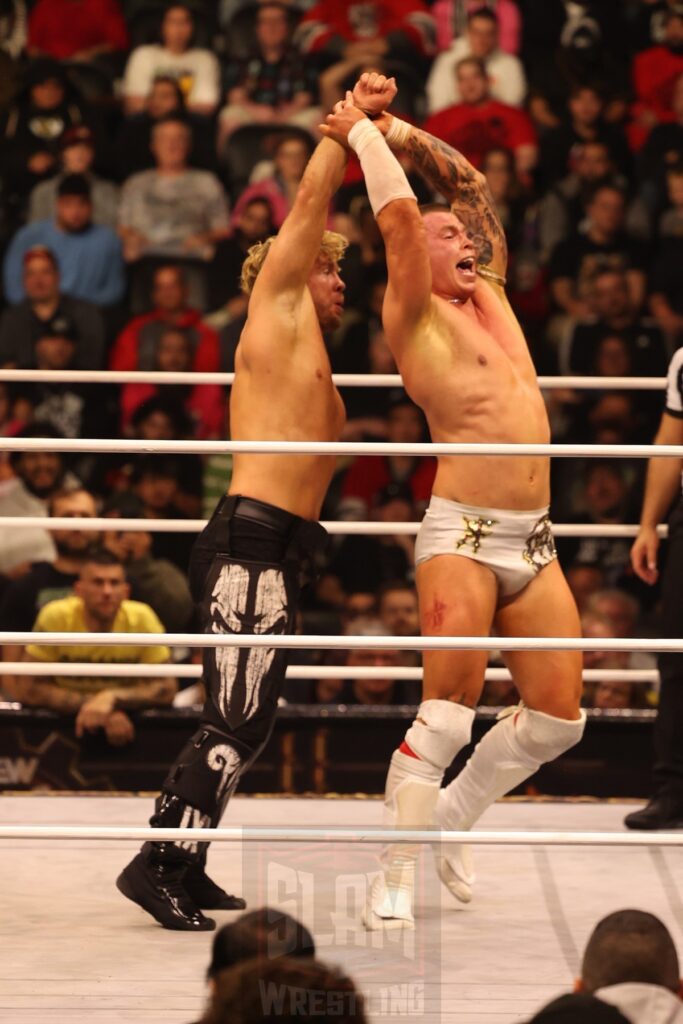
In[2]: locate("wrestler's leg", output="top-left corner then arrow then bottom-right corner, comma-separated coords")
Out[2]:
364,555 -> 497,930
436,560 -> 585,903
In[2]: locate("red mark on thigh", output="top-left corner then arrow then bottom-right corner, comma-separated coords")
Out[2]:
425,598 -> 448,631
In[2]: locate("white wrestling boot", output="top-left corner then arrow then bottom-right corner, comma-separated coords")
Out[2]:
433,705 -> 586,906
362,701 -> 475,931
432,788 -> 475,904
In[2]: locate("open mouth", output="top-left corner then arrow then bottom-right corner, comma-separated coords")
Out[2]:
456,257 -> 476,276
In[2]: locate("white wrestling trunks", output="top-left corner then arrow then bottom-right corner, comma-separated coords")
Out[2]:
415,495 -> 557,597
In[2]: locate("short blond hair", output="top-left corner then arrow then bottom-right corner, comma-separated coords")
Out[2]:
240,230 -> 348,295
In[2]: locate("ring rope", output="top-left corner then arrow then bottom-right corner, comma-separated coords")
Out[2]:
0,516 -> 666,538
0,825 -> 681,846
0,369 -> 667,390
0,663 -> 659,683
0,632 -> 675,652
1,438 -> 682,457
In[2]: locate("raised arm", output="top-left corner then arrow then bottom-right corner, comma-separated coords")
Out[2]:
322,96 -> 432,348
250,137 -> 347,305
353,73 -> 507,281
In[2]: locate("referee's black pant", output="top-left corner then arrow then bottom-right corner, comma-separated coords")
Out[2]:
655,500 -> 683,797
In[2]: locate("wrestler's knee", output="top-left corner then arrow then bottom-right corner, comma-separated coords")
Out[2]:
405,698 -> 475,769
514,705 -> 586,764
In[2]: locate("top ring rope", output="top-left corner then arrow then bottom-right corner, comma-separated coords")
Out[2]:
0,438 -> 681,458
0,517 -> 667,538
0,369 -> 668,390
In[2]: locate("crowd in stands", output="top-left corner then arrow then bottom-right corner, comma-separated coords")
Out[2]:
0,0 -> 681,722
150,901 -> 683,1022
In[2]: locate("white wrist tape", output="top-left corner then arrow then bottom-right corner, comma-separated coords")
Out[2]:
385,116 -> 412,151
347,117 -> 417,217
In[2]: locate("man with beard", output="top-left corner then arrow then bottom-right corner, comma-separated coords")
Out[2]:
0,489 -> 97,697
0,424 -> 71,580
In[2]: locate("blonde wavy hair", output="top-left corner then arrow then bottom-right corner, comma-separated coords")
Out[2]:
240,230 -> 348,296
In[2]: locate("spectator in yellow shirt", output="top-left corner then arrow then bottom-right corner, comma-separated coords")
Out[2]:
11,548 -> 175,746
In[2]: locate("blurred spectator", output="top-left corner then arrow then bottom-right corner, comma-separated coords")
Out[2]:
424,56 -> 537,178
116,75 -> 216,179
538,142 -> 648,265
296,1 -> 436,69
129,455 -> 196,569
432,0 -> 521,55
539,85 -> 631,188
229,133 -> 313,231
427,6 -> 526,114
649,233 -> 683,344
521,1 -> 630,131
575,909 -> 683,1023
118,116 -> 229,308
13,548 -> 174,747
630,7 -> 683,151
332,618 -> 419,705
580,610 -> 627,671
109,264 -> 220,371
0,245 -> 105,370
547,184 -> 646,322
205,908 -> 315,987
26,0 -> 128,64
638,73 -> 683,207
557,462 -> 638,589
0,59 -> 92,211
377,581 -> 419,637
201,956 -> 367,1024
0,488 -> 97,695
589,660 -> 648,711
560,268 -> 669,378
217,3 -> 318,147
566,562 -> 606,613
103,493 -> 194,633
481,146 -> 529,252
119,325 -> 225,438
122,3 -> 220,116
0,0 -> 27,61
15,323 -> 115,438
3,175 -> 125,307
529,994 -> 630,1024
0,425 -> 74,579
659,163 -> 683,236
207,197 -> 274,321
0,488 -> 97,635
28,126 -> 119,229
330,482 -> 419,592
585,589 -> 642,641
338,398 -> 435,519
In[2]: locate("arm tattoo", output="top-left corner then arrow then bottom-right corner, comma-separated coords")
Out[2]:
112,678 -> 177,709
405,127 -> 507,269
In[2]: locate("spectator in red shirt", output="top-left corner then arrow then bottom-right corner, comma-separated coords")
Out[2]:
338,398 -> 436,520
109,264 -> 220,373
27,0 -> 129,64
423,56 -> 537,180
630,7 -> 683,150
119,325 -> 225,439
296,0 -> 436,68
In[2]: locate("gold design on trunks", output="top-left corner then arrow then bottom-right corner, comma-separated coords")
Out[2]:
455,516 -> 498,554
523,515 -> 556,572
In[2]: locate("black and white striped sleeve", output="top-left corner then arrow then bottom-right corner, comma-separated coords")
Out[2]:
665,347 -> 683,418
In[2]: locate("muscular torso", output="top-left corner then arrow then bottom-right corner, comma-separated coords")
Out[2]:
229,289 -> 345,520
395,278 -> 550,510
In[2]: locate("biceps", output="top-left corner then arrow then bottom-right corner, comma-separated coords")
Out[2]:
657,412 -> 683,445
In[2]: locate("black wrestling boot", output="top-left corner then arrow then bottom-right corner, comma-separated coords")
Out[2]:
624,794 -> 683,830
116,853 -> 216,931
184,863 -> 247,911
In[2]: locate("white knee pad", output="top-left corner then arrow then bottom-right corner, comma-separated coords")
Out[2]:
514,706 -> 586,766
404,699 -> 475,770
